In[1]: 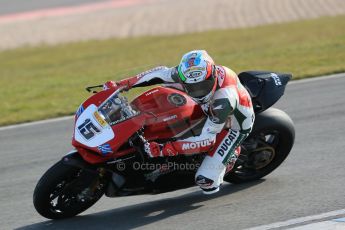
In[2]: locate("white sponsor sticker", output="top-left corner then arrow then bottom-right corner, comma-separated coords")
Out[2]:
271,73 -> 282,86
145,89 -> 159,96
75,104 -> 115,147
182,139 -> 213,150
163,115 -> 177,122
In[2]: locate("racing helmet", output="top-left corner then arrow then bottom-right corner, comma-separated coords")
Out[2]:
177,50 -> 217,103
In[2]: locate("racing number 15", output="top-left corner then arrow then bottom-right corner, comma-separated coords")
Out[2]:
78,119 -> 100,140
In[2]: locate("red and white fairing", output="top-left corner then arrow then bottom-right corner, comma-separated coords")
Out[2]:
72,86 -> 204,164
74,104 -> 114,147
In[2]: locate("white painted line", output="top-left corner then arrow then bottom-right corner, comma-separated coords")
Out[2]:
288,220 -> 345,230
245,209 -> 345,230
0,116 -> 73,131
0,72 -> 344,131
333,217 -> 345,222
289,72 -> 345,85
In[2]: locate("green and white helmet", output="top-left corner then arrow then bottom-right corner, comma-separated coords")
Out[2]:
177,50 -> 217,103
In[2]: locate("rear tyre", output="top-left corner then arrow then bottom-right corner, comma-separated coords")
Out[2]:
224,108 -> 295,184
33,160 -> 105,219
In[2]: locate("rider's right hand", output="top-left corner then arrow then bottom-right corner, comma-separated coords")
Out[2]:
103,80 -> 131,91
103,81 -> 117,90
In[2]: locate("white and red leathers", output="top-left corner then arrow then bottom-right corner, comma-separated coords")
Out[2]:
105,65 -> 255,194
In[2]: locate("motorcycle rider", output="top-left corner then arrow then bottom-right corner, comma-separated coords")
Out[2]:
104,50 -> 255,194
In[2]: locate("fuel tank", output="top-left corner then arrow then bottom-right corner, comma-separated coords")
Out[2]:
130,86 -> 205,141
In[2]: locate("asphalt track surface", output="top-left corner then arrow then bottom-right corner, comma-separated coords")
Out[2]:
1,73 -> 345,229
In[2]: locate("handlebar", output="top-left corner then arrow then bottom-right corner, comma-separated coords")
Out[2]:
85,84 -> 127,94
85,85 -> 103,93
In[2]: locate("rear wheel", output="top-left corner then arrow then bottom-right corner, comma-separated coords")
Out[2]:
33,160 -> 106,219
224,108 -> 295,183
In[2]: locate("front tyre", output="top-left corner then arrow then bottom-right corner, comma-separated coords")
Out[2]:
33,160 -> 105,219
224,108 -> 295,183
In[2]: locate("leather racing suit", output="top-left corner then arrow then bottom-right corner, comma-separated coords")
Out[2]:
111,65 -> 255,193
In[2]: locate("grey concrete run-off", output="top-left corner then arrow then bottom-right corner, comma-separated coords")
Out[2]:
0,0 -> 345,50
0,0 -> 109,15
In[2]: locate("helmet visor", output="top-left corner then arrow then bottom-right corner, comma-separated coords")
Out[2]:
182,76 -> 215,99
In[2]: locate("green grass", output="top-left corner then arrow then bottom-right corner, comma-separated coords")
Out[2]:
1,15 -> 345,126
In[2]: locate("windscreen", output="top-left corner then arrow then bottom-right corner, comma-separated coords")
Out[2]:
98,95 -> 123,124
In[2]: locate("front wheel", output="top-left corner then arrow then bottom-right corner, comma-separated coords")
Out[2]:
224,108 -> 295,183
33,160 -> 106,219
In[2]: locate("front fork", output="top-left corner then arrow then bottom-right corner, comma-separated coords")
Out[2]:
62,150 -> 110,194
62,149 -> 138,197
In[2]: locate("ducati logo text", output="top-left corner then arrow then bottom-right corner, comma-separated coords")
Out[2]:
217,130 -> 238,157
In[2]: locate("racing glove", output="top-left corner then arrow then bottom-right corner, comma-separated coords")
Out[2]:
144,142 -> 179,158
103,80 -> 131,91
103,80 -> 117,90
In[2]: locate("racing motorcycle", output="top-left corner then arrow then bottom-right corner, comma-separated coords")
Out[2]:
33,71 -> 295,219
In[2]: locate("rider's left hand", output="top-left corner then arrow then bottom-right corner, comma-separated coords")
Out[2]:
144,141 -> 179,157
161,142 -> 179,156
144,142 -> 163,157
